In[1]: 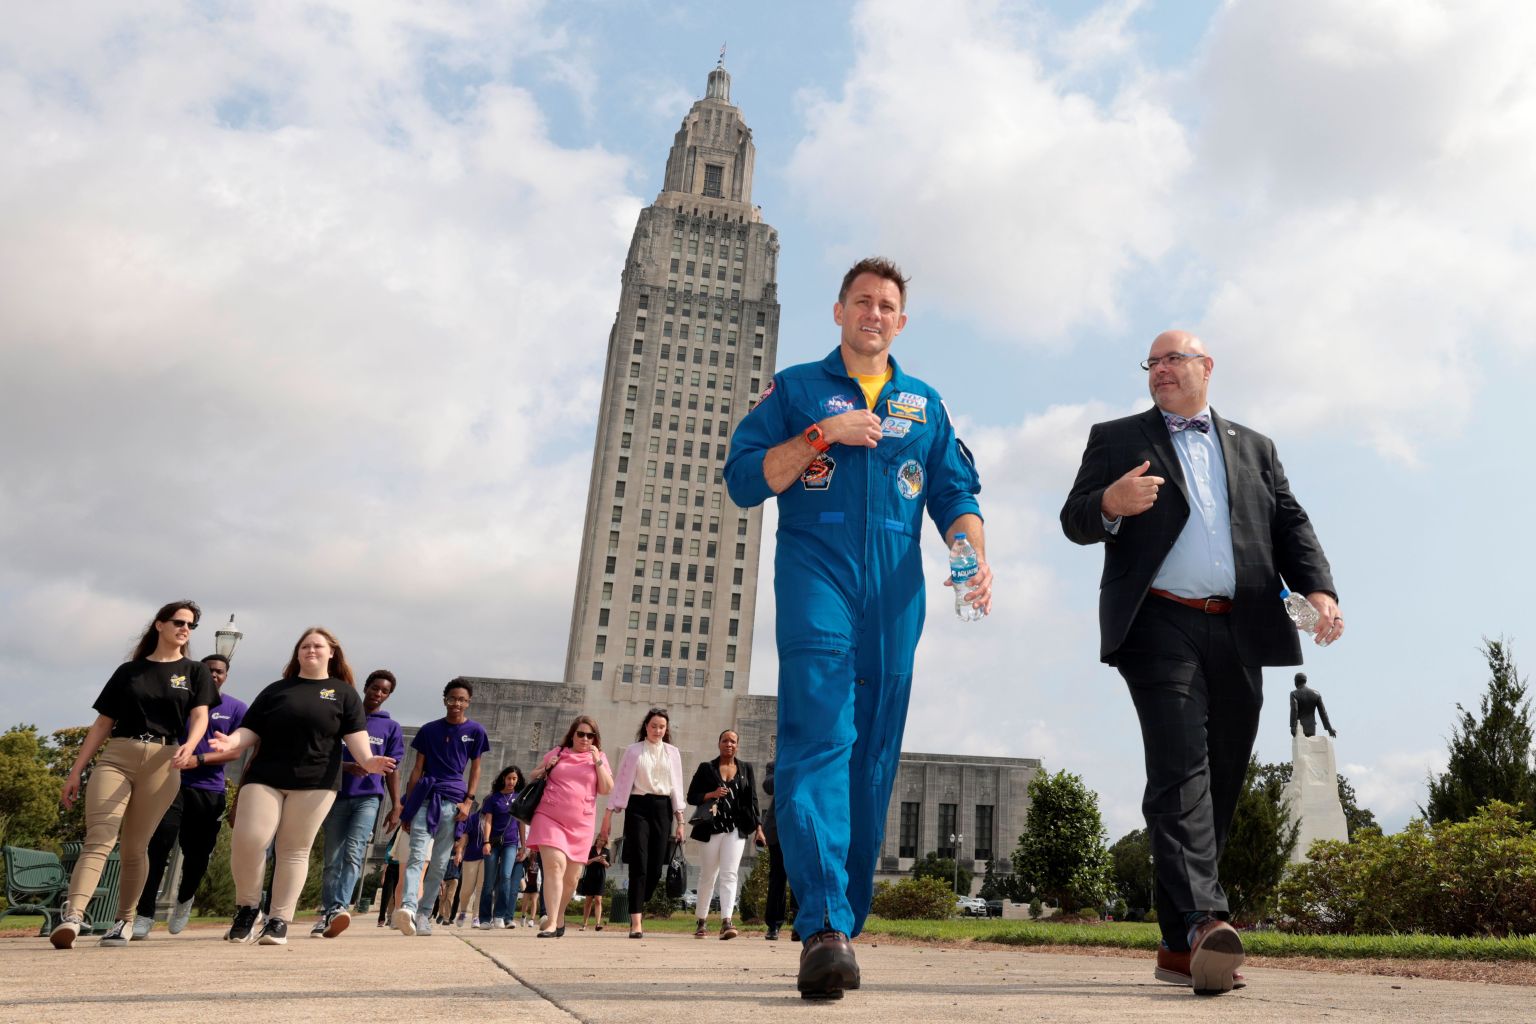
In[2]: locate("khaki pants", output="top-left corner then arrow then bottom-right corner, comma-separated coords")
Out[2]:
69,738 -> 181,920
231,784 -> 335,923
458,858 -> 484,919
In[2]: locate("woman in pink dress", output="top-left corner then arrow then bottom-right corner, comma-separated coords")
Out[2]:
526,715 -> 614,937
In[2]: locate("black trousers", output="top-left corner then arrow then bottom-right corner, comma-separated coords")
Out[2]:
136,786 -> 228,917
1115,596 -> 1262,951
765,840 -> 797,928
622,794 -> 673,907
377,862 -> 400,923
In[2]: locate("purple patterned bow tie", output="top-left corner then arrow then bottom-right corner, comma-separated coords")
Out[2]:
1165,413 -> 1210,434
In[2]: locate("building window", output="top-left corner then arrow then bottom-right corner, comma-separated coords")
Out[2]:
591,661 -> 603,681
693,668 -> 706,687
622,664 -> 634,684
704,165 -> 724,196
974,805 -> 995,863
938,804 -> 958,859
723,670 -> 734,690
600,608 -> 612,627
659,667 -> 670,686
639,665 -> 652,685
594,635 -> 606,654
900,803 -> 920,859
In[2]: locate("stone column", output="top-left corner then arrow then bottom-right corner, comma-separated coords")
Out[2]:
1283,727 -> 1349,863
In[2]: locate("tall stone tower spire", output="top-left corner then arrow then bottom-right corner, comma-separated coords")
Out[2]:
563,63 -> 781,766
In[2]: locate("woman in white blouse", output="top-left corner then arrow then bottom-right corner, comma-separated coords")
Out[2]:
598,707 -> 686,938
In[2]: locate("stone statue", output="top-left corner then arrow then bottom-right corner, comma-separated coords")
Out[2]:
1289,672 -> 1336,738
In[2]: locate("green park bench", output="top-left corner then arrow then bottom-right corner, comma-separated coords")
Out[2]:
1,845 -> 68,934
59,842 -> 123,934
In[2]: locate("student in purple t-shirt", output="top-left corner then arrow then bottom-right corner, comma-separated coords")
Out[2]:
394,678 -> 489,936
476,765 -> 525,928
132,653 -> 248,938
313,668 -> 406,938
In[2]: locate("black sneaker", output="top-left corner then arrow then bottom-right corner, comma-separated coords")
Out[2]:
98,919 -> 130,946
310,915 -> 329,937
227,906 -> 261,943
258,918 -> 289,945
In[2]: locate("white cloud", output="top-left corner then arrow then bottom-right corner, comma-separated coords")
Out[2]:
1343,748 -> 1445,826
0,3 -> 639,727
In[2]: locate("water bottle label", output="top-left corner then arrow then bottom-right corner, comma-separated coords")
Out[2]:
951,562 -> 978,583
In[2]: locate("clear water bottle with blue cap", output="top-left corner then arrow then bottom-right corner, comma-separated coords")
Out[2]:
1281,587 -> 1329,645
949,533 -> 984,621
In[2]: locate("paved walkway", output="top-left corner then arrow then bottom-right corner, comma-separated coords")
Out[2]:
3,923 -> 1527,1024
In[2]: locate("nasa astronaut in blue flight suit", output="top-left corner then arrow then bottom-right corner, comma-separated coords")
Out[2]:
725,258 -> 993,999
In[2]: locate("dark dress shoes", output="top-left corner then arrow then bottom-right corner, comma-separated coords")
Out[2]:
1186,919 -> 1246,995
1155,943 -> 1246,990
797,930 -> 860,1000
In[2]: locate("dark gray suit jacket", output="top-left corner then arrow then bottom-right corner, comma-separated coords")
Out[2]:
1060,406 -> 1336,667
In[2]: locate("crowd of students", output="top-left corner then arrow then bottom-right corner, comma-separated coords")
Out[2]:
47,600 -> 783,949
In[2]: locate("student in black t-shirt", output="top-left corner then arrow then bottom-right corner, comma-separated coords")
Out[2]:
50,600 -> 218,950
209,626 -> 397,946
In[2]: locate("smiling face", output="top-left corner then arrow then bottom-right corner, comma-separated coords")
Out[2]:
1145,330 -> 1212,417
834,272 -> 907,370
443,686 -> 470,722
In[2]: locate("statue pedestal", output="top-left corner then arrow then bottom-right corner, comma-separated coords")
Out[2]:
1283,729 -> 1349,863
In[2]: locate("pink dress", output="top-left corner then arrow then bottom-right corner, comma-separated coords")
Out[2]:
525,746 -> 603,859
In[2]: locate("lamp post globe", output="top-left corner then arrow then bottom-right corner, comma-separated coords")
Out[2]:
214,613 -> 244,661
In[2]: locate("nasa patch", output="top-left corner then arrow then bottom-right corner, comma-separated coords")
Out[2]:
801,453 -> 836,491
822,393 -> 857,415
896,459 -> 924,500
880,417 -> 913,438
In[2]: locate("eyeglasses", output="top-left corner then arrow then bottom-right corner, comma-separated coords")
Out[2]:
574,730 -> 596,739
1140,353 -> 1208,371
167,619 -> 198,630
444,696 -> 470,705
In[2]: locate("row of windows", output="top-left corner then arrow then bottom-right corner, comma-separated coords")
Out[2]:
597,585 -> 728,613
595,591 -> 743,629
589,663 -> 737,691
608,574 -> 746,605
674,217 -> 750,242
898,803 -> 997,863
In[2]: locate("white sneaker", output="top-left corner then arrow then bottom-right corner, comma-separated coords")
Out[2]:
525,917 -> 535,928
476,919 -> 491,930
50,913 -> 83,949
131,915 -> 153,940
394,908 -> 416,936
455,914 -> 467,927
99,919 -> 130,946
168,898 -> 194,934
415,912 -> 432,935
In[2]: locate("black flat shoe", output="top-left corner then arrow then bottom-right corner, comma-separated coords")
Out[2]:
556,925 -> 566,937
537,929 -> 558,938
628,931 -> 643,939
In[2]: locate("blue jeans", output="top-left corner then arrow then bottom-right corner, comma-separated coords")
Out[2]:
480,845 -> 523,923
320,795 -> 381,914
401,799 -> 458,915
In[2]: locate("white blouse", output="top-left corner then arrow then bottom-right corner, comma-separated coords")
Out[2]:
633,739 -> 673,796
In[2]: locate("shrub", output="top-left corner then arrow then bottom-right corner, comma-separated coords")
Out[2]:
1277,802 -> 1536,936
1028,899 -> 1043,919
869,877 -> 954,920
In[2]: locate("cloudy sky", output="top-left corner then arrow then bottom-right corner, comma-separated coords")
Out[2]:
3,0 -> 1531,839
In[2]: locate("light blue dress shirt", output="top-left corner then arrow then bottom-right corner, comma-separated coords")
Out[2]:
1153,408 -> 1236,598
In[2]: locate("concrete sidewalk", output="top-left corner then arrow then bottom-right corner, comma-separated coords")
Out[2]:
3,923 -> 1526,1024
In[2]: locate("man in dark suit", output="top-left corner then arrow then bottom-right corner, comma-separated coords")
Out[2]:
1061,330 -> 1342,995
1290,673 -> 1337,738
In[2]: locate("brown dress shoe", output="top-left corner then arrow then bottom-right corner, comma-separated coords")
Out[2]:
798,930 -> 860,999
1154,945 -> 1246,989
1187,919 -> 1246,995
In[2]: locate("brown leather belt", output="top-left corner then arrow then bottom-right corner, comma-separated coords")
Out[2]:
1149,588 -> 1232,614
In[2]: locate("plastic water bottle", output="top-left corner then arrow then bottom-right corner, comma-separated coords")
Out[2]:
1281,587 -> 1329,646
950,533 -> 984,621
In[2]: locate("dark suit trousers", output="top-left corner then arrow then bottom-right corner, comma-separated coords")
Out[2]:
765,840 -> 797,928
1116,596 -> 1262,951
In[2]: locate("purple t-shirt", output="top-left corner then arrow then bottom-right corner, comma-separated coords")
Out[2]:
410,718 -> 490,801
481,791 -> 521,847
461,801 -> 486,863
338,710 -> 406,799
180,692 -> 248,792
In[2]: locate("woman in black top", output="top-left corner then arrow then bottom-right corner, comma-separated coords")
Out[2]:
50,600 -> 217,949
686,730 -> 763,940
209,626 -> 395,945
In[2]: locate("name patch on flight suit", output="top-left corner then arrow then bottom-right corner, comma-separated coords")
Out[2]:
886,395 -> 927,423
822,394 -> 857,415
880,417 -> 912,438
896,459 -> 924,500
801,453 -> 836,491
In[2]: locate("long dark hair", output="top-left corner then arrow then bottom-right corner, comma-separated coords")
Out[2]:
280,626 -> 356,685
560,715 -> 602,750
635,707 -> 672,744
129,600 -> 201,660
491,765 -> 524,794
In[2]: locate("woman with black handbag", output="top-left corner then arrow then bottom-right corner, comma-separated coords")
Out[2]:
525,715 -> 613,937
598,707 -> 686,939
686,730 -> 763,939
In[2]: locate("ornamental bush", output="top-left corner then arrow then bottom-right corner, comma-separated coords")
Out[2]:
869,876 -> 955,920
1276,802 -> 1536,936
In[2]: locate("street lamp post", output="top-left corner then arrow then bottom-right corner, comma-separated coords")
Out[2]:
214,614 -> 244,661
949,832 -> 964,895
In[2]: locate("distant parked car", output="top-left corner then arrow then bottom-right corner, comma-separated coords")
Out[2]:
984,900 -> 1004,918
955,895 -> 987,916
681,889 -> 719,912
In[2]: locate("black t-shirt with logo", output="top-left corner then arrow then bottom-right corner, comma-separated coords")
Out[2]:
241,678 -> 368,791
93,658 -> 218,741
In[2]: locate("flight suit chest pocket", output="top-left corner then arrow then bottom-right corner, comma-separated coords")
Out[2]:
881,431 -> 929,521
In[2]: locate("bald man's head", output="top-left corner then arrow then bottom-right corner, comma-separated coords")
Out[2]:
1145,329 -> 1213,416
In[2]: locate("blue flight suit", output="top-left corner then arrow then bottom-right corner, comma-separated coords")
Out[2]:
724,346 -> 982,939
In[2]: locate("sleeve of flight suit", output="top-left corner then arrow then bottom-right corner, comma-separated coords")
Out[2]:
724,373 -> 792,509
924,393 -> 983,538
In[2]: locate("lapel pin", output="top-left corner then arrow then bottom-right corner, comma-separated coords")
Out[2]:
1226,428 -> 1236,436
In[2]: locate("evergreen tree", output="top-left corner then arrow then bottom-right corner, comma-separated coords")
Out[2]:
1425,639 -> 1536,823
911,851 -> 973,895
1219,758 -> 1299,923
1010,769 -> 1111,910
1107,828 -> 1153,912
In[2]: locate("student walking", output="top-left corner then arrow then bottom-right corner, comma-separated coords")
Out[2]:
209,627 -> 396,945
577,843 -> 610,931
131,652 -> 246,939
51,601 -> 216,949
599,708 -> 686,939
687,730 -> 763,940
761,760 -> 797,941
527,716 -> 614,937
517,847 -> 541,927
456,800 -> 486,927
395,678 -> 489,936
477,766 -> 525,928
315,669 -> 404,938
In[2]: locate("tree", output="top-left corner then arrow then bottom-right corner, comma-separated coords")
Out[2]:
1107,828 -> 1153,912
1424,639 -> 1536,823
45,725 -> 93,844
1010,769 -> 1111,910
911,851 -> 973,895
0,725 -> 61,847
976,859 -> 1008,901
1219,758 -> 1299,923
